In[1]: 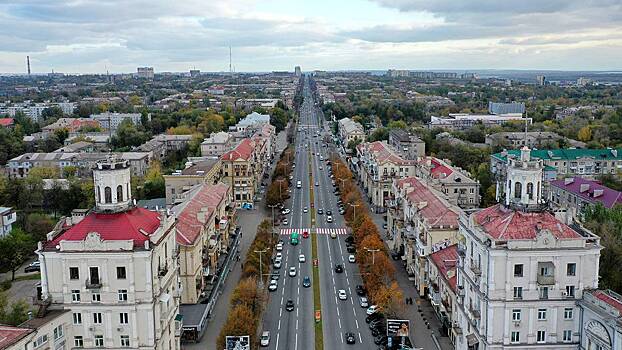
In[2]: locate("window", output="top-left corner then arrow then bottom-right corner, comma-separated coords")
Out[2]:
512,309 -> 521,321
120,335 -> 130,347
567,263 -> 576,276
104,187 -> 112,203
539,287 -> 549,299
33,335 -> 48,348
53,325 -> 64,340
117,266 -> 127,279
119,312 -> 129,324
117,185 -> 124,202
118,289 -> 128,301
92,292 -> 101,302
74,336 -> 84,348
566,285 -> 576,297
564,308 -> 574,320
71,290 -> 81,302
89,266 -> 100,284
537,330 -> 546,343
537,308 -> 547,320
73,312 -> 82,325
93,312 -> 103,324
513,287 -> 523,299
514,264 -> 523,277
563,330 -> 572,342
514,182 -> 522,198
95,335 -> 104,347
527,182 -> 534,199
510,331 -> 520,343
69,267 -> 79,280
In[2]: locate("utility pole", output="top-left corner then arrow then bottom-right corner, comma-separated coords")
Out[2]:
349,202 -> 360,221
254,248 -> 269,287
364,247 -> 380,265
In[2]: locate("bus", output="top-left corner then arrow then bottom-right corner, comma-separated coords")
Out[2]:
291,232 -> 299,245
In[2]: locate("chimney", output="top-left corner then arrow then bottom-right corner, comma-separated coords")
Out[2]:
580,184 -> 590,193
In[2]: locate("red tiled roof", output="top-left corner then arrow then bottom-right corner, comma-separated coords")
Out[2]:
49,207 -> 161,248
221,138 -> 255,161
176,183 -> 229,245
429,244 -> 458,292
429,158 -> 453,179
359,141 -> 414,165
0,118 -> 14,127
593,290 -> 622,314
474,204 -> 581,240
0,325 -> 34,348
396,177 -> 459,229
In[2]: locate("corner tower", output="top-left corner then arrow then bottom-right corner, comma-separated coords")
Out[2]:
93,157 -> 133,213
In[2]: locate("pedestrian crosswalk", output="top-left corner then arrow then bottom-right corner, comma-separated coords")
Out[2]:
279,228 -> 348,236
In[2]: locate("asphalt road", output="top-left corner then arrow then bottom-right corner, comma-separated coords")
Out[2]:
262,77 -> 377,350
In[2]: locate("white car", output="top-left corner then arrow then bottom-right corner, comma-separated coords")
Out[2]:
299,254 -> 306,263
303,207 -> 308,213
283,218 -> 289,225
338,289 -> 347,300
326,215 -> 333,223
315,182 -> 319,186
289,266 -> 297,277
260,331 -> 270,346
359,297 -> 369,308
348,254 -> 356,263
281,208 -> 291,215
273,259 -> 282,269
268,280 -> 278,292
366,305 -> 379,315
276,243 -> 283,251
276,252 -> 282,260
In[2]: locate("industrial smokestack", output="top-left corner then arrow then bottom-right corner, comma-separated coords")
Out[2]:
27,56 -> 31,75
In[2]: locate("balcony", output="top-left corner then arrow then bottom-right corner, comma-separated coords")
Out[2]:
537,274 -> 555,285
85,278 -> 102,289
470,259 -> 481,276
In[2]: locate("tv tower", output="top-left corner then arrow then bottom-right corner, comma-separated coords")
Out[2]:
26,56 -> 31,75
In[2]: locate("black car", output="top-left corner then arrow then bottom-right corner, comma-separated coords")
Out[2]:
369,319 -> 384,330
374,336 -> 387,345
270,271 -> 280,280
345,332 -> 356,344
326,210 -> 332,216
366,313 -> 383,323
334,264 -> 344,273
355,285 -> 366,296
347,246 -> 356,253
317,208 -> 324,215
371,326 -> 386,337
345,235 -> 354,244
285,300 -> 295,311
391,252 -> 401,260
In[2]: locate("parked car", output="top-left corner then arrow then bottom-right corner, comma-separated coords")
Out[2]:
356,285 -> 366,296
347,245 -> 356,253
367,305 -> 380,315
260,331 -> 270,346
273,259 -> 282,269
24,261 -> 40,273
281,208 -> 291,215
345,235 -> 354,244
348,254 -> 356,263
268,280 -> 278,292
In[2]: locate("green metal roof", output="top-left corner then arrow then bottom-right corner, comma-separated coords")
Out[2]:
492,148 -> 622,162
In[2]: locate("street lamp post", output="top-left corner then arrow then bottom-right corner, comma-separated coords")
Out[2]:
364,247 -> 381,265
276,178 -> 286,201
349,203 -> 360,221
254,248 -> 269,287
268,204 -> 278,238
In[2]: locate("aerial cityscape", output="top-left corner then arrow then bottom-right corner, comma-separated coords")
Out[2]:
0,1 -> 621,350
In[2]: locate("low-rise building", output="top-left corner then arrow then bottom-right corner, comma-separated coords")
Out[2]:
388,128 -> 425,159
0,118 -> 15,128
338,118 -> 365,146
416,157 -> 480,209
0,207 -> 16,237
230,112 -> 270,133
35,158 -> 181,350
42,118 -> 101,133
90,112 -> 146,131
0,310 -> 72,350
201,131 -> 235,157
578,289 -> 622,350
136,134 -> 192,161
354,141 -> 417,212
485,131 -> 586,149
429,114 -> 531,131
164,159 -> 222,206
550,177 -> 622,216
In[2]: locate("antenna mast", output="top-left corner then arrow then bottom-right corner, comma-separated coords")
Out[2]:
26,56 -> 31,75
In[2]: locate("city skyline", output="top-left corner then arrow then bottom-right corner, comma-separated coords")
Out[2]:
1,0 -> 621,73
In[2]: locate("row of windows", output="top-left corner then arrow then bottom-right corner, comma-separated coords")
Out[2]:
69,266 -> 127,280
511,307 -> 574,321
513,263 -> 576,277
74,335 -> 130,348
510,329 -> 572,344
71,289 -> 128,302
32,326 -> 64,348
73,311 -> 130,325
512,286 -> 576,299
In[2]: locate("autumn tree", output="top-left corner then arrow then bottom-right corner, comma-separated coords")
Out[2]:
217,305 -> 257,350
198,114 -> 225,136
371,281 -> 405,318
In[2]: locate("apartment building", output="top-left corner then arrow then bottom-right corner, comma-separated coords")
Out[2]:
136,67 -> 154,79
354,141 -> 417,212
0,207 -> 16,237
221,138 -> 261,207
549,177 -> 622,216
230,112 -> 270,133
387,177 -> 460,296
90,112 -> 146,131
173,183 -> 232,304
338,117 -> 365,145
137,134 -> 192,161
429,114 -> 531,131
416,157 -> 481,209
201,131 -> 235,157
388,128 -> 425,159
485,132 -> 586,149
164,159 -> 222,206
35,158 -> 181,350
428,245 -> 459,343
42,118 -> 101,133
488,102 -> 525,115
454,148 -> 601,350
0,310 -> 72,350
578,289 -> 622,350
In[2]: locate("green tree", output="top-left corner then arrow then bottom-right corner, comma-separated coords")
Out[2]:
0,293 -> 31,326
41,106 -> 64,121
0,229 -> 35,280
197,114 -> 225,136
368,127 -> 389,142
111,119 -> 151,149
142,161 -> 165,199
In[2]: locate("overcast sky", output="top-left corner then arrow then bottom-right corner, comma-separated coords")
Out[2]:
1,0 -> 621,74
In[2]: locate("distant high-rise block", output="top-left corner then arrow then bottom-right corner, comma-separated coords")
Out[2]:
137,67 -> 154,79
295,66 -> 302,77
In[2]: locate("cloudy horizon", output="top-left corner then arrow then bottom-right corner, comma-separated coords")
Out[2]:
1,0 -> 621,74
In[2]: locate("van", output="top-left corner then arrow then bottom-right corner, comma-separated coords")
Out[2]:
297,181 -> 302,188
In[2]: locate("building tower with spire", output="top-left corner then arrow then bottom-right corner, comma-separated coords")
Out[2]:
504,146 -> 544,210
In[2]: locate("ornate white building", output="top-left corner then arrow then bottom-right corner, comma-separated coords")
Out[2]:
36,157 -> 181,349
454,147 -> 602,350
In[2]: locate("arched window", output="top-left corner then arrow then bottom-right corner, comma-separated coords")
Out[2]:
514,182 -> 522,199
95,186 -> 100,203
104,186 -> 112,203
117,185 -> 124,202
527,182 -> 534,199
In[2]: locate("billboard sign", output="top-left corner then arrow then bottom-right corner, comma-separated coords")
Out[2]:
225,336 -> 250,350
387,319 -> 410,337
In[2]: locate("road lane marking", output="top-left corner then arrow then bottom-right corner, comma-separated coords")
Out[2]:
338,318 -> 342,329
276,333 -> 280,349
296,318 -> 299,330
295,333 -> 298,350
355,319 -> 359,329
358,333 -> 362,343
278,318 -> 281,330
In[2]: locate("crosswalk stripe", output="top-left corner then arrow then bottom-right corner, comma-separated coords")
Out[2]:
278,228 -> 348,235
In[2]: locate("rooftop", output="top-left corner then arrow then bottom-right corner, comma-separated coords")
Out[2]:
0,326 -> 33,349
474,204 -> 581,241
221,138 -> 255,161
591,289 -> 622,315
358,141 -> 414,166
551,177 -> 622,209
396,177 -> 459,229
493,148 -> 622,162
429,244 -> 458,292
0,118 -> 15,127
174,183 -> 229,246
